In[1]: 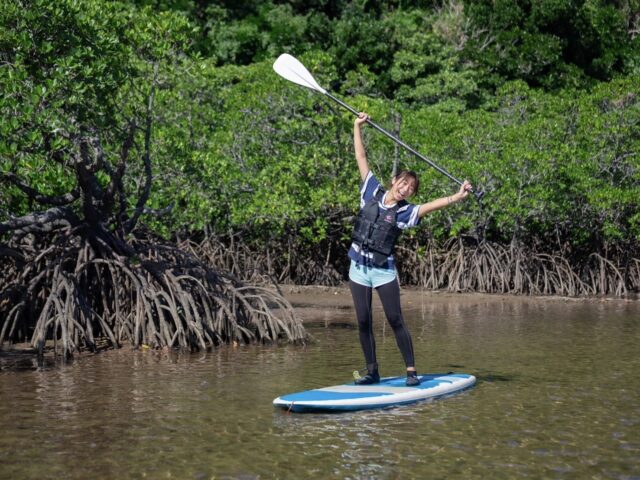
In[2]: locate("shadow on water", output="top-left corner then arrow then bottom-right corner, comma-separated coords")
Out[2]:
474,373 -> 515,382
447,364 -> 515,383
0,349 -> 56,372
308,321 -> 357,329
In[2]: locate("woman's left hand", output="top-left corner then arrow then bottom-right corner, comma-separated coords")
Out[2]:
454,180 -> 473,202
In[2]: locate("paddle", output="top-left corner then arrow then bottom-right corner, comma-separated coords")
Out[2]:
273,53 -> 484,200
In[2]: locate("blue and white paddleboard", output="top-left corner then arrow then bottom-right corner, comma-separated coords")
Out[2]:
273,373 -> 476,413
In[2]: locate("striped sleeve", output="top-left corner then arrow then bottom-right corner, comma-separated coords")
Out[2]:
359,171 -> 381,208
396,203 -> 421,229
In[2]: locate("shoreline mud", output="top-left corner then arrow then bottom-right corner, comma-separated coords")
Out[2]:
279,283 -> 639,324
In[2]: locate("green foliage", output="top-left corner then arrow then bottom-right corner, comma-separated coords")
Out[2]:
387,9 -> 483,109
414,77 -> 640,249
115,1 -> 640,103
2,0 -> 639,261
330,3 -> 396,94
129,1 -> 639,100
1,0 -> 194,220
147,50 -> 354,239
462,0 -> 640,90
203,2 -> 333,66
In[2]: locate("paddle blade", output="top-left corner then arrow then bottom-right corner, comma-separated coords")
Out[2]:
273,54 -> 327,94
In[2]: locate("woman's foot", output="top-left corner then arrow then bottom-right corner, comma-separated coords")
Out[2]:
406,371 -> 421,386
354,371 -> 380,385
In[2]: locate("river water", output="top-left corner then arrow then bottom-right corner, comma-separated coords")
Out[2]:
0,289 -> 638,479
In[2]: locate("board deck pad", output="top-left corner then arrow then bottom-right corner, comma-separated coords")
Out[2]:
273,373 -> 476,413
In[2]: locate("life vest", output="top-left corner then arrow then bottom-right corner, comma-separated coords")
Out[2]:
351,188 -> 405,267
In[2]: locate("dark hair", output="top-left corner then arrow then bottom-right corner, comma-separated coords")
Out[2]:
393,170 -> 420,195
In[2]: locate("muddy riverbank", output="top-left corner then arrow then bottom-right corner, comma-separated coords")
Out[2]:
279,283 -> 638,324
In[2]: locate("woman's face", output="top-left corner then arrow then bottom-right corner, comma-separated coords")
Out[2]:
390,175 -> 417,202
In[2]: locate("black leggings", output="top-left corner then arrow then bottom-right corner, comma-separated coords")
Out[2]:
349,279 -> 416,370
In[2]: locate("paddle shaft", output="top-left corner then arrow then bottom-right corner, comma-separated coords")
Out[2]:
325,92 -> 483,199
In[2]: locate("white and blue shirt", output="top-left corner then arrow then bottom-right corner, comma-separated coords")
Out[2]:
348,171 -> 421,269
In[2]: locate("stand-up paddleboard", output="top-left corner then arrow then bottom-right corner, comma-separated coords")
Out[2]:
273,373 -> 476,413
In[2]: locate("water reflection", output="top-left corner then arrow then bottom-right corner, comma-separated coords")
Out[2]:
0,293 -> 639,480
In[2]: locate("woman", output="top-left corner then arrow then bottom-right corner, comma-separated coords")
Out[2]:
350,112 -> 472,386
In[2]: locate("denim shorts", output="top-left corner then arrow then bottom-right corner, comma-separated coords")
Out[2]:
348,259 -> 398,288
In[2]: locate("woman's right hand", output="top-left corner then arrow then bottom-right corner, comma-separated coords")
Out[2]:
355,112 -> 369,127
